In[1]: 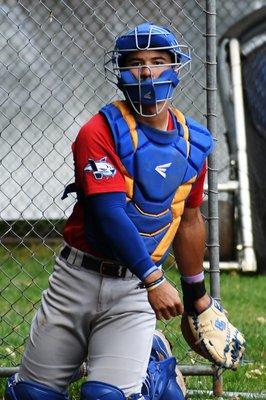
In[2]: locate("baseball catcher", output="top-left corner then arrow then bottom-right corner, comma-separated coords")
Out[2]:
5,21 -> 244,400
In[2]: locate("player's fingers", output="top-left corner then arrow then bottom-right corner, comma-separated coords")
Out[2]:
164,304 -> 182,319
154,305 -> 172,320
155,310 -> 163,320
176,301 -> 184,315
157,304 -> 183,320
161,309 -> 172,320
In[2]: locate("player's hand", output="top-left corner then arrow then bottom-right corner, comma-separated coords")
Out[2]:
146,275 -> 184,320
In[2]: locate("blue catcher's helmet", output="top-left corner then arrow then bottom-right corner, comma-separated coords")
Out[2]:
104,23 -> 191,116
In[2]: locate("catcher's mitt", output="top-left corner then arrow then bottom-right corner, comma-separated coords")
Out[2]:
181,298 -> 245,369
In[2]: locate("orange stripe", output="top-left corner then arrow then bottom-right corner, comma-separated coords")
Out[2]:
140,223 -> 171,237
134,203 -> 169,217
151,218 -> 181,262
171,178 -> 196,217
151,177 -> 196,262
120,164 -> 134,199
113,100 -> 138,150
112,101 -> 135,197
171,108 -> 190,157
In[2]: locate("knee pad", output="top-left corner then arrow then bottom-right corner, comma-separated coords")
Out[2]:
158,359 -> 185,400
81,381 -> 126,400
142,357 -> 185,400
141,331 -> 185,400
4,375 -> 69,400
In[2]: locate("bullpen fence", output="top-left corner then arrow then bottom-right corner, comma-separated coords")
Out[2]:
0,0 -> 265,397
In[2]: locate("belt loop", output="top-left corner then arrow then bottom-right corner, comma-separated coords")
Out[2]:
67,248 -> 77,264
99,261 -> 105,276
74,249 -> 84,268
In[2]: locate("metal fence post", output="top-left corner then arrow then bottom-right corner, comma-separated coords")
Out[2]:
206,0 -> 223,396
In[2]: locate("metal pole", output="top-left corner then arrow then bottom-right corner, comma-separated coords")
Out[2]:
179,365 -> 215,376
0,365 -> 216,378
206,0 -> 223,397
0,367 -> 19,377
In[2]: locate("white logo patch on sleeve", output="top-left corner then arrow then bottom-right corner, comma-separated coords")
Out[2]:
84,157 -> 116,180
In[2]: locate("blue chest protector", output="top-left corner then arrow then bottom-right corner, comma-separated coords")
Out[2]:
100,101 -> 213,265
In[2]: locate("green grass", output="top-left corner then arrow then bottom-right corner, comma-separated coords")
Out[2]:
0,243 -> 265,398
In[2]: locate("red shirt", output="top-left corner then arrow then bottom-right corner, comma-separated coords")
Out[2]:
63,112 -> 206,253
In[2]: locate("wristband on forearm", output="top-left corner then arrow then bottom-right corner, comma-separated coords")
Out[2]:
139,274 -> 166,291
146,276 -> 166,292
181,276 -> 206,314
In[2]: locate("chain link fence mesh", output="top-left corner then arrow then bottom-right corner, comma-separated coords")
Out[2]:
1,0 -> 265,394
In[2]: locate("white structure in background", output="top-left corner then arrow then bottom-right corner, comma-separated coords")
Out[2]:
229,39 -> 257,272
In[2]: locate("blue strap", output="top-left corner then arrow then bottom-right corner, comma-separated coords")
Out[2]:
61,183 -> 84,202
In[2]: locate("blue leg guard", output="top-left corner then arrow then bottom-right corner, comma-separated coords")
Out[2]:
81,381 -> 126,399
141,332 -> 186,400
4,375 -> 69,400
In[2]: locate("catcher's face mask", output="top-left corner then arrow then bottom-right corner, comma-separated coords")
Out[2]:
104,23 -> 191,117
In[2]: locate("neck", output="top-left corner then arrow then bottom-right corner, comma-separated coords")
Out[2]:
135,104 -> 170,131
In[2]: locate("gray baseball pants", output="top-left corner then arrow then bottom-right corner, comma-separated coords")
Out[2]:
18,248 -> 156,397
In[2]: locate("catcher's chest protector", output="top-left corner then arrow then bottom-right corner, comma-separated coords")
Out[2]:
100,101 -> 213,264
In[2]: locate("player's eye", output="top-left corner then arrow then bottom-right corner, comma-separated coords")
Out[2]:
153,58 -> 169,66
128,60 -> 142,67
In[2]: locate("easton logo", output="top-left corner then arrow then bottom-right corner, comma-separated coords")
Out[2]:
143,91 -> 152,99
155,163 -> 172,178
215,319 -> 226,331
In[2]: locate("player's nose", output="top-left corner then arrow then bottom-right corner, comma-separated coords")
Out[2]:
140,65 -> 152,79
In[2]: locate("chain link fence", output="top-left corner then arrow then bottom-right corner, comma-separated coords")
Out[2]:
0,0 -> 265,397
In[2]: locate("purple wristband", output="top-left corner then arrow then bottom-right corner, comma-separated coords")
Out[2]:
182,271 -> 204,284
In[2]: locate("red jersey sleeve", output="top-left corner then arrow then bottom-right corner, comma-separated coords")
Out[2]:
73,113 -> 126,196
185,163 -> 207,208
